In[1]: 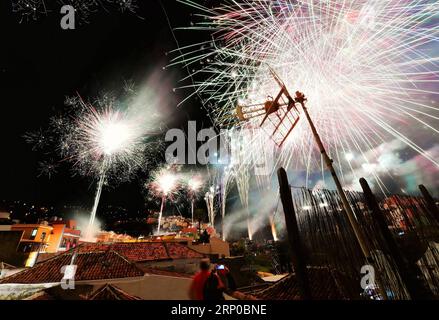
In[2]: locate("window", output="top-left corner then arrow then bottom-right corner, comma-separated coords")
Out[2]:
30,228 -> 38,240
20,243 -> 33,253
41,232 -> 46,241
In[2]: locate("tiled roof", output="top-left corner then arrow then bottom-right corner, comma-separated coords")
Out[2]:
87,284 -> 141,300
141,267 -> 192,279
36,253 -> 57,263
0,250 -> 144,284
113,242 -> 169,261
75,241 -> 203,262
251,267 -> 358,300
164,242 -> 204,260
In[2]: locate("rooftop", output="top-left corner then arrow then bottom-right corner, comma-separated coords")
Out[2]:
0,250 -> 144,284
87,283 -> 141,300
141,267 -> 192,279
76,241 -> 204,262
0,241 -> 203,285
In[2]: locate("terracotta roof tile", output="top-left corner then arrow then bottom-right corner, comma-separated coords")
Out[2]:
75,241 -> 203,262
87,284 -> 141,300
164,242 -> 204,260
112,242 -> 169,261
0,250 -> 144,284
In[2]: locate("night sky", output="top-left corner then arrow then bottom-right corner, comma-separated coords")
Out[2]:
1,1 -> 211,211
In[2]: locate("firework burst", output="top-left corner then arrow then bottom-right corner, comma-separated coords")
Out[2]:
204,184 -> 218,227
219,165 -> 235,240
186,174 -> 204,223
187,175 -> 203,194
59,93 -> 160,183
11,0 -> 49,22
66,94 -> 160,239
11,0 -> 139,24
25,83 -> 163,240
173,0 -> 439,195
23,128 -> 52,151
147,165 -> 181,234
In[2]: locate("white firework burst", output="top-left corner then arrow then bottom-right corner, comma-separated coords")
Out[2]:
173,0 -> 439,194
11,0 -> 139,23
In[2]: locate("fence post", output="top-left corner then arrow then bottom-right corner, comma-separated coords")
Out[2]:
360,177 -> 424,299
419,184 -> 439,224
277,167 -> 311,299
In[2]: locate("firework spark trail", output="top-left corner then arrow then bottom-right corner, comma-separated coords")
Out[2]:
11,0 -> 48,22
26,82 -> 163,240
157,195 -> 166,234
70,93 -> 160,240
215,127 -> 273,239
205,166 -> 220,228
220,165 -> 235,240
23,128 -> 52,152
36,160 -> 58,178
211,130 -> 237,239
85,162 -> 106,240
173,0 -> 439,197
11,0 -> 139,23
55,87 -> 163,183
205,186 -> 216,226
230,129 -> 253,239
186,174 -> 203,223
270,192 -> 281,241
147,165 -> 180,234
203,166 -> 220,228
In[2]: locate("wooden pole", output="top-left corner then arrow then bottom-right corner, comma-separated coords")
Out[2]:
360,177 -> 419,299
277,167 -> 312,300
419,184 -> 439,224
262,74 -> 377,268
295,93 -> 371,259
294,92 -> 387,299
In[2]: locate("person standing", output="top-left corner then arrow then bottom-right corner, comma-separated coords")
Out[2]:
188,258 -> 212,300
217,265 -> 236,294
203,265 -> 226,300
